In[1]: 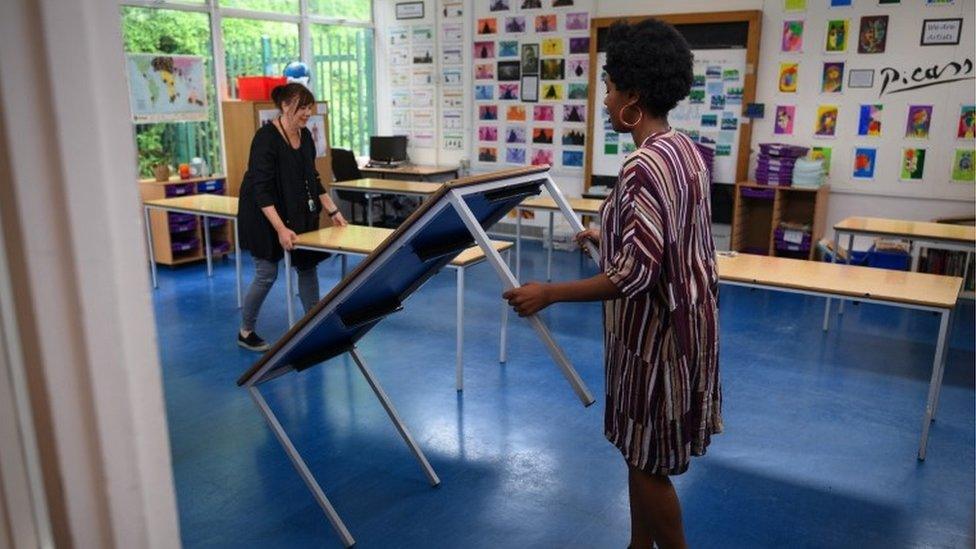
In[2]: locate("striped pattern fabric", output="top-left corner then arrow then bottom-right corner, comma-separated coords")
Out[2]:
599,129 -> 722,475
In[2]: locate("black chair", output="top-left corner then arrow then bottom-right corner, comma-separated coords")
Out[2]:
331,148 -> 386,225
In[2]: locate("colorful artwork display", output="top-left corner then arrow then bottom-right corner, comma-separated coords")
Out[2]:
952,148 -> 975,181
774,105 -> 795,135
858,15 -> 888,53
958,105 -> 975,139
905,105 -> 933,138
825,19 -> 848,52
814,105 -> 839,137
852,147 -> 877,179
857,104 -> 883,137
901,148 -> 926,180
779,62 -> 799,92
782,20 -> 804,52
821,62 -> 844,93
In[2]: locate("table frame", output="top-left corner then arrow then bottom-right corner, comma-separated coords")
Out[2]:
359,165 -> 460,181
143,202 -> 242,307
329,183 -> 437,227
514,205 -> 602,282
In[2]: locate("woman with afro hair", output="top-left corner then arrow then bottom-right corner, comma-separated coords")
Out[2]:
504,19 -> 720,548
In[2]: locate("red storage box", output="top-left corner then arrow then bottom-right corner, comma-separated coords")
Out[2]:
237,76 -> 287,101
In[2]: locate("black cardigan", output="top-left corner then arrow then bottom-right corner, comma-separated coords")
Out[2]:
238,123 -> 328,269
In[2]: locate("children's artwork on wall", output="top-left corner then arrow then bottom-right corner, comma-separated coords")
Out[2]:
952,148 -> 975,181
541,59 -> 565,80
507,105 -> 527,121
412,26 -> 434,44
562,150 -> 584,167
568,59 -> 588,79
443,90 -> 464,108
476,63 -> 495,80
782,20 -> 804,52
505,16 -> 526,33
479,105 -> 498,120
443,134 -> 464,149
534,105 -> 554,121
785,0 -> 806,11
443,111 -> 463,130
412,45 -> 434,64
474,41 -> 495,59
774,105 -> 795,134
562,128 -> 585,145
520,76 -> 538,101
443,3 -> 463,17
830,0 -> 851,7
567,82 -> 588,99
479,126 -> 498,141
532,127 -> 554,143
521,0 -> 542,8
475,85 -> 494,100
531,148 -> 554,166
505,126 -> 527,143
566,13 -> 589,30
563,104 -> 586,123
479,146 -> 498,162
821,62 -> 844,93
442,48 -> 462,65
905,105 -> 933,138
553,0 -> 573,6
779,62 -> 799,92
701,114 -> 718,127
958,105 -> 975,139
498,60 -> 521,80
412,89 -> 433,107
569,37 -> 590,54
852,147 -> 877,179
900,148 -> 926,180
499,83 -> 520,100
825,19 -> 849,52
499,41 -> 520,58
541,83 -> 564,101
490,0 -> 510,11
811,146 -> 832,175
535,15 -> 557,32
521,44 -> 540,74
814,105 -> 839,137
689,90 -> 705,104
858,104 -> 883,136
506,147 -> 526,163
414,67 -> 435,85
858,15 -> 888,53
442,23 -> 463,43
390,28 -> 409,45
710,94 -> 726,110
478,18 -> 497,34
541,38 -> 564,56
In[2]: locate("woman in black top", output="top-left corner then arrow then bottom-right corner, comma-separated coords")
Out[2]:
237,83 -> 347,351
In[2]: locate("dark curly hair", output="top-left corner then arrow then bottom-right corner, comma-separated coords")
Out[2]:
603,19 -> 694,118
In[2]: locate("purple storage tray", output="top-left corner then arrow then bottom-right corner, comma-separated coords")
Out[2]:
207,218 -> 227,229
171,238 -> 199,253
758,143 -> 809,158
741,187 -> 776,199
164,183 -> 194,198
169,219 -> 197,233
168,212 -> 195,224
210,241 -> 231,255
196,179 -> 225,194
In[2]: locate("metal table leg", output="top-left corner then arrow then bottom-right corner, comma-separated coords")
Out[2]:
500,249 -> 510,364
929,308 -> 956,422
547,211 -> 554,282
285,250 -> 294,327
340,254 -> 348,278
918,309 -> 952,460
839,233 -> 853,315
456,267 -> 464,391
515,209 -> 522,281
144,206 -> 158,289
234,219 -> 242,308
824,231 -> 841,331
203,215 -> 213,277
367,194 -> 373,226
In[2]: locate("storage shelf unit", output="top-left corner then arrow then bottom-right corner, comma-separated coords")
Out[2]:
139,175 -> 232,266
731,181 -> 829,260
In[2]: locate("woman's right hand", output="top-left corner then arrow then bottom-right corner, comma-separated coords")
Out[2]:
575,228 -> 600,248
277,227 -> 298,251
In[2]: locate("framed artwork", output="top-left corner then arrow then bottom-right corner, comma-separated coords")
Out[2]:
921,18 -> 962,45
521,75 -> 539,102
521,44 -> 540,75
905,105 -> 933,138
858,15 -> 888,53
782,20 -> 804,52
825,19 -> 849,52
852,147 -> 877,179
395,1 -> 424,19
848,69 -> 874,88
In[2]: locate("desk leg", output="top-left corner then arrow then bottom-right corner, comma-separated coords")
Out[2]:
203,215 -> 213,277
249,386 -> 355,547
349,349 -> 440,486
547,211 -> 554,282
285,251 -> 294,327
929,309 -> 955,422
456,267 -> 464,392
515,210 -> 522,282
918,309 -> 951,461
839,233 -> 853,315
500,249 -> 510,364
824,232 -> 840,331
234,219 -> 242,308
910,241 -> 921,272
340,254 -> 348,278
367,194 -> 373,226
144,206 -> 158,289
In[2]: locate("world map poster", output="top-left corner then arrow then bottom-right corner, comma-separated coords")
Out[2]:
126,53 -> 208,123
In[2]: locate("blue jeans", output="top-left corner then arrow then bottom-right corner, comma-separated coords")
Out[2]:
241,257 -> 319,332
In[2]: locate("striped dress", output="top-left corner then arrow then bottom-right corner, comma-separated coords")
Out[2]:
600,128 -> 722,476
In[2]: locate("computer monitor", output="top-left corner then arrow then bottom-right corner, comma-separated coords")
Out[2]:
369,136 -> 408,165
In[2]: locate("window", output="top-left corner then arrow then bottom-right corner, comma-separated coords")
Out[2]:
311,25 -> 375,155
121,6 -> 222,178
220,0 -> 299,15
221,19 -> 300,98
309,0 -> 372,22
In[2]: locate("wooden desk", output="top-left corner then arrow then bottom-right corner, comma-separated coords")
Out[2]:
143,195 -> 242,307
331,178 -> 442,226
515,196 -> 604,282
288,225 -> 515,389
358,164 -> 460,181
717,252 -> 962,460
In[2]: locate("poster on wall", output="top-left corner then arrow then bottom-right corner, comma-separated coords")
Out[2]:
126,54 -> 208,123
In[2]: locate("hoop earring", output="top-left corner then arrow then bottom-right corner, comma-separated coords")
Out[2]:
619,104 -> 643,128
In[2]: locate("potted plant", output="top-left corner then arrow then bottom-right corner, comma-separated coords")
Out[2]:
137,129 -> 172,181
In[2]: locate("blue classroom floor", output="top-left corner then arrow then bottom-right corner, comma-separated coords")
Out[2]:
152,240 -> 975,548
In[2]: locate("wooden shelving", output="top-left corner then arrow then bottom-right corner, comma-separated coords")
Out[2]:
731,181 -> 829,260
139,175 -> 232,266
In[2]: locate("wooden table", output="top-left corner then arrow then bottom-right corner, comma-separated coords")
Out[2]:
515,196 -> 604,282
143,195 -> 242,307
287,225 -> 515,390
358,164 -> 460,181
828,216 -> 976,320
717,251 -> 963,460
330,178 -> 441,226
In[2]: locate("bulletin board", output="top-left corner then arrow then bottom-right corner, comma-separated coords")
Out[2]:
584,11 -> 763,191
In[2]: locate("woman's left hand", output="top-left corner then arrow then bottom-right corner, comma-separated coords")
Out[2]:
330,211 -> 348,227
503,282 -> 553,317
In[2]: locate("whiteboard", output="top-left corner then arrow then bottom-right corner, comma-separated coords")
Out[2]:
590,48 -> 747,184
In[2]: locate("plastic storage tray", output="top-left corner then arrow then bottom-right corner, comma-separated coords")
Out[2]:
197,179 -> 224,194
164,183 -> 194,198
